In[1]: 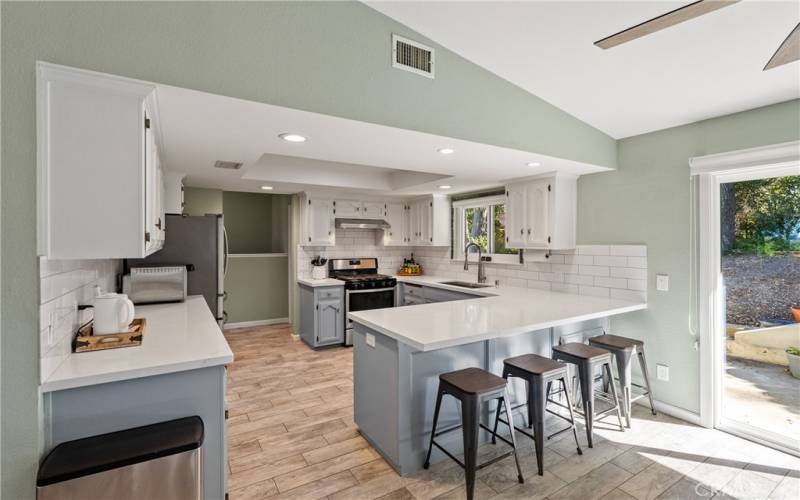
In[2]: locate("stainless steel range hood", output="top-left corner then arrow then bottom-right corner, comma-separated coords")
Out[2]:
335,218 -> 391,230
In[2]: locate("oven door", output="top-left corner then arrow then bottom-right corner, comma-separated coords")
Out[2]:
345,287 -> 396,340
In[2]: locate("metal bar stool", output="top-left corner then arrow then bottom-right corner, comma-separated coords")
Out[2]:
552,343 -> 624,448
588,334 -> 656,427
490,354 -> 582,476
424,367 -> 524,500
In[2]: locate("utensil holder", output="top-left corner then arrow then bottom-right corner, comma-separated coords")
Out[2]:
311,266 -> 327,280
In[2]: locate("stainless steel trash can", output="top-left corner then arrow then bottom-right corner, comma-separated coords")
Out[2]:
37,416 -> 204,500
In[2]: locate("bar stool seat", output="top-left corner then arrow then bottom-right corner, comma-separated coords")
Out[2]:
552,342 -> 611,361
492,354 -> 583,476
424,367 -> 524,500
504,353 -> 566,375
588,334 -> 656,428
440,367 -> 507,394
552,342 -> 624,448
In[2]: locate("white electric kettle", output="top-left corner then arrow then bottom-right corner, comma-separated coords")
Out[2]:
94,292 -> 135,335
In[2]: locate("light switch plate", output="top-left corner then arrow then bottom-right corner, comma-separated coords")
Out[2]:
657,364 -> 669,382
656,274 -> 669,291
366,333 -> 376,348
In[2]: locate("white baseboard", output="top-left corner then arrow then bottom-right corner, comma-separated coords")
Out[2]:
224,318 -> 290,330
635,398 -> 701,426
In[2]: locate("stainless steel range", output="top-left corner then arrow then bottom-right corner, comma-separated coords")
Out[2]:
328,258 -> 396,346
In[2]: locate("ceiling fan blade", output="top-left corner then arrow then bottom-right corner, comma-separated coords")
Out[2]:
595,0 -> 740,49
764,23 -> 800,70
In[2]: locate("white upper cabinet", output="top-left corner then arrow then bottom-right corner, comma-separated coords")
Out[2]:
332,199 -> 386,220
383,203 -> 409,246
163,171 -> 186,215
37,62 -> 165,259
302,194 -> 335,246
361,202 -> 385,219
505,174 -> 577,250
408,195 -> 450,246
334,199 -> 362,218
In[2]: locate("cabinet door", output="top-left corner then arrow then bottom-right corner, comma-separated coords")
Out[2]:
420,200 -> 433,245
334,199 -> 361,218
316,296 -> 343,345
505,184 -> 527,248
362,202 -> 384,219
525,180 -> 550,247
408,203 -> 420,244
307,198 -> 335,245
384,203 -> 406,245
144,111 -> 159,255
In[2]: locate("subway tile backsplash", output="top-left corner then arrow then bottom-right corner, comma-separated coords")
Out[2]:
39,258 -> 121,382
298,230 -> 647,303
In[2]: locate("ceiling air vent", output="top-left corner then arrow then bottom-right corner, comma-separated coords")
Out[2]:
392,34 -> 434,79
214,160 -> 243,170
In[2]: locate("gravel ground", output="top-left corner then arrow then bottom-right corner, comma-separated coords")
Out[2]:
722,253 -> 800,326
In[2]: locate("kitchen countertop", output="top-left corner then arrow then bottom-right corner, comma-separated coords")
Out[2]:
297,277 -> 344,287
41,296 -> 234,392
349,275 -> 647,351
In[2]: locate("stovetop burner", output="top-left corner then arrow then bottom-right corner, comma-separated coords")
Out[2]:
328,258 -> 397,290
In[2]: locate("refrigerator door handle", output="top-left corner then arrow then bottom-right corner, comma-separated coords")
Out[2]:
222,225 -> 229,278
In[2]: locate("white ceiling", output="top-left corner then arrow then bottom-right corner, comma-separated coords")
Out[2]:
156,85 -> 609,196
367,0 -> 800,139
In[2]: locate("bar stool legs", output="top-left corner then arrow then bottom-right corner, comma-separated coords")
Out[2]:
553,343 -> 624,448
587,334 -> 658,428
490,359 -> 583,476
424,368 -> 523,500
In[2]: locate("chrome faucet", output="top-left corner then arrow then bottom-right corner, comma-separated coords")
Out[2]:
464,242 -> 487,284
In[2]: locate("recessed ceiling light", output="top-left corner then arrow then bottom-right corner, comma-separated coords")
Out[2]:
279,133 -> 307,143
260,185 -> 273,191
526,161 -> 541,167
437,148 -> 455,155
438,185 -> 452,189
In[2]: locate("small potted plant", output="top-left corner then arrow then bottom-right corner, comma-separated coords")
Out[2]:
787,347 -> 800,379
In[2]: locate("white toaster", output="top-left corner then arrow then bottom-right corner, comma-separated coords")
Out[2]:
123,266 -> 187,304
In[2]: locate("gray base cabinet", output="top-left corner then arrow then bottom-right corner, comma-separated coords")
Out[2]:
299,284 -> 345,348
44,366 -> 227,500
398,282 -> 479,306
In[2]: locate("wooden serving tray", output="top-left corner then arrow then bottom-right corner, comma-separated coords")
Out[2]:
74,318 -> 145,353
397,269 -> 423,276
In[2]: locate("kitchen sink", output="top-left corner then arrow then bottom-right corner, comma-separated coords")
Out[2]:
440,281 -> 494,289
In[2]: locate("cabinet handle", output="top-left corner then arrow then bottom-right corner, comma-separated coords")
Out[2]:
520,229 -> 524,235
308,237 -> 311,242
527,228 -> 531,235
144,231 -> 151,243
155,218 -> 162,230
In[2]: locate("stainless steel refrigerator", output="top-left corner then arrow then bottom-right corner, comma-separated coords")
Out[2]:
126,214 -> 227,329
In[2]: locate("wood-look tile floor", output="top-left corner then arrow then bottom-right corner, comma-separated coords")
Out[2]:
225,325 -> 800,500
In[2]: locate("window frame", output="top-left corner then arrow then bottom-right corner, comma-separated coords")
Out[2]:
452,194 -> 521,265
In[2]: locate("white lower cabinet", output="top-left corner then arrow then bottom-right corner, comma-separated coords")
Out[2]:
37,62 -> 165,258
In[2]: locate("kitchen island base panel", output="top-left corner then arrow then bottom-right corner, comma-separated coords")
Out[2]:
45,365 -> 227,500
353,318 -> 607,476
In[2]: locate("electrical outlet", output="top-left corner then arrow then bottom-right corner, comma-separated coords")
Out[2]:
657,364 -> 669,382
656,274 -> 669,291
366,333 -> 376,348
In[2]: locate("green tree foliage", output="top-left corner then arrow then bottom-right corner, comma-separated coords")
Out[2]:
733,175 -> 800,255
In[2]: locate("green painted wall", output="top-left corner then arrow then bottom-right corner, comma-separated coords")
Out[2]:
182,188 -> 290,324
182,187 -> 223,216
223,191 -> 290,254
225,257 -> 289,323
577,99 -> 800,414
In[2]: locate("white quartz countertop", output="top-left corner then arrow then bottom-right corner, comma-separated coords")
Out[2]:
41,296 -> 234,392
297,277 -> 344,287
349,275 -> 647,351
